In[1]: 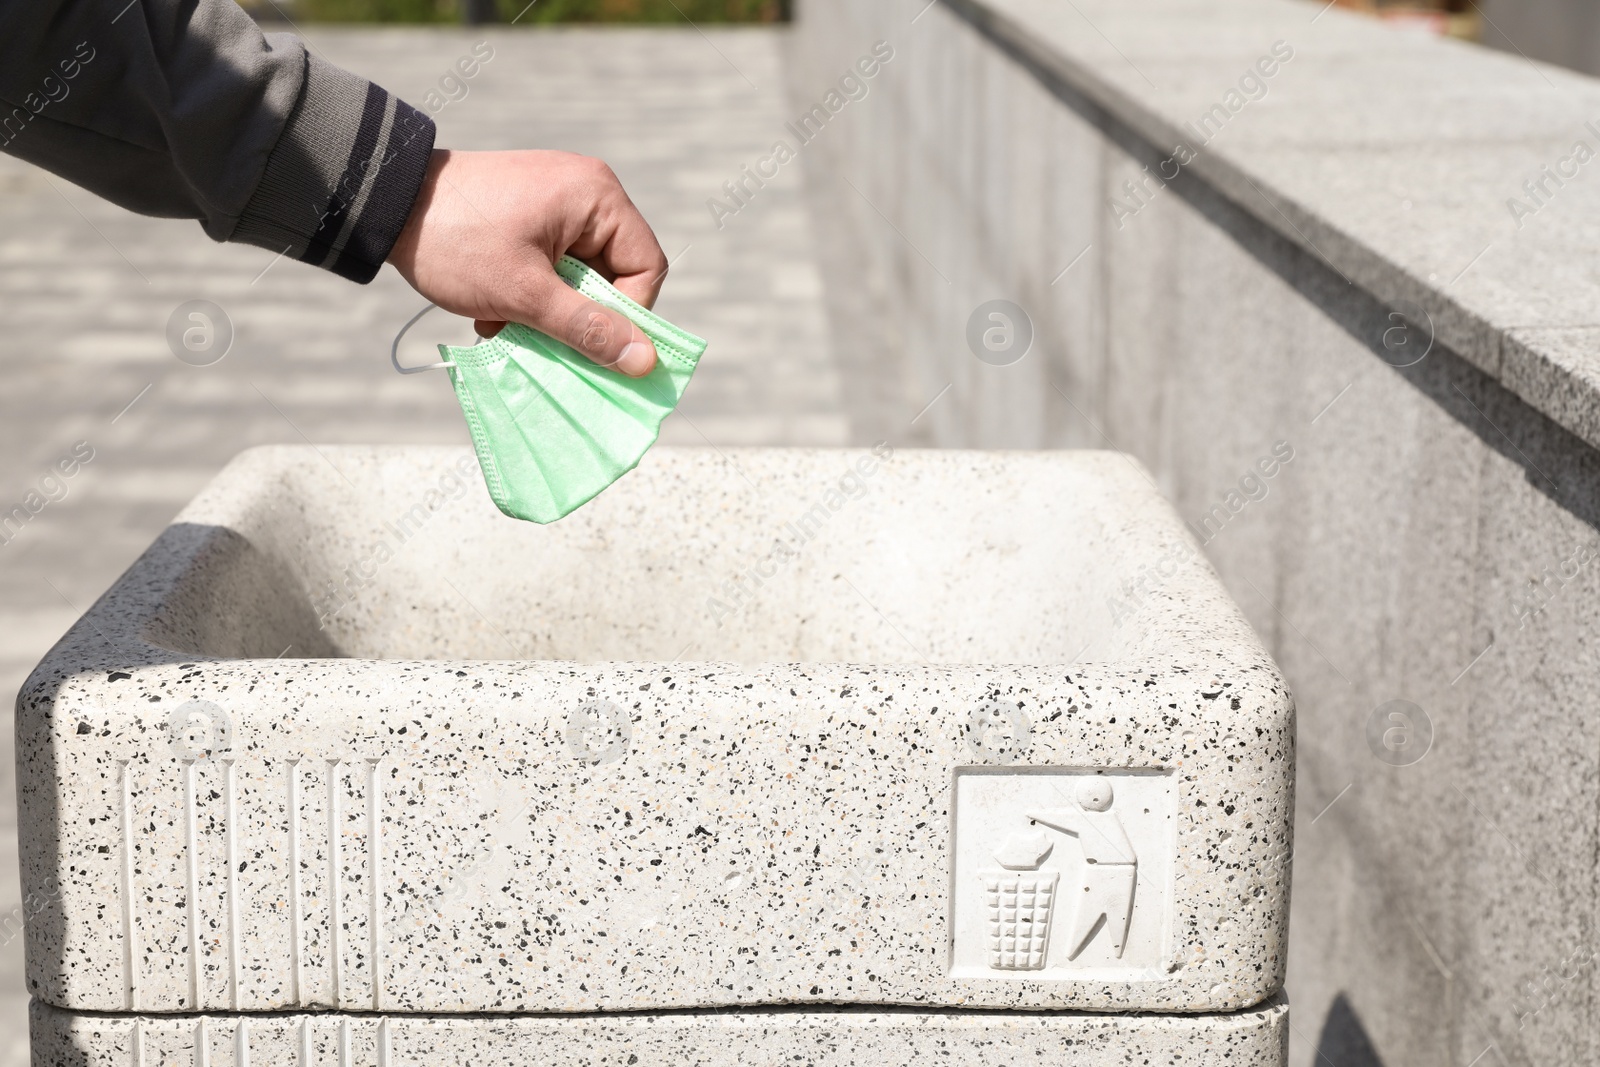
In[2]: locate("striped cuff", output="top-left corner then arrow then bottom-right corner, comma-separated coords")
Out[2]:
230,53 -> 435,284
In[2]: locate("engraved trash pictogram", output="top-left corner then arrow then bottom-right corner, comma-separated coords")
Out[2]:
952,769 -> 1174,978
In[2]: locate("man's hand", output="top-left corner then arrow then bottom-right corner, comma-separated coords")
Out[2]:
388,149 -> 668,377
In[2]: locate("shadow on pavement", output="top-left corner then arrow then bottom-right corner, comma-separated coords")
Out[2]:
1317,993 -> 1387,1067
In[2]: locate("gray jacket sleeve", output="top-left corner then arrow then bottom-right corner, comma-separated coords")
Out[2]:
0,0 -> 436,283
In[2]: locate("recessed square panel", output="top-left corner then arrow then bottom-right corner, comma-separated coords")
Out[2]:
950,767 -> 1177,980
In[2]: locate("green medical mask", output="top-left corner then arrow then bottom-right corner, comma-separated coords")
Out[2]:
398,256 -> 707,524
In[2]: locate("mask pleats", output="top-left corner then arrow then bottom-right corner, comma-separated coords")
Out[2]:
436,256 -> 708,524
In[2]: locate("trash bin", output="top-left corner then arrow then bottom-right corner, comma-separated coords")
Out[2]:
19,445 -> 1293,1064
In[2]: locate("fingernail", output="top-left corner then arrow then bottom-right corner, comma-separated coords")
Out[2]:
617,341 -> 653,376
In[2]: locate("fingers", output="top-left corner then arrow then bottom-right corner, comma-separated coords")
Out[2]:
517,263 -> 657,377
602,206 -> 670,310
566,171 -> 669,310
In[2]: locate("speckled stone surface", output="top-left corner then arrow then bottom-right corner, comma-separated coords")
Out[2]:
30,996 -> 1290,1067
17,446 -> 1292,1015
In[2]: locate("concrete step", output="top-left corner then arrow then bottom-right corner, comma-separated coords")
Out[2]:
32,995 -> 1290,1067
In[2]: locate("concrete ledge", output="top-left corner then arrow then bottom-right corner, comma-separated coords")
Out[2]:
29,995 -> 1291,1067
919,0 -> 1600,453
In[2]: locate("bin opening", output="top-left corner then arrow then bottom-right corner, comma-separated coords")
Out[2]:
137,447 -> 1225,666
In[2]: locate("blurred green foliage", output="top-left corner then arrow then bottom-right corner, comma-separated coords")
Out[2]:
288,0 -> 788,22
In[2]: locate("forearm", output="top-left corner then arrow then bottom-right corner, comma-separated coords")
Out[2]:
0,0 -> 435,282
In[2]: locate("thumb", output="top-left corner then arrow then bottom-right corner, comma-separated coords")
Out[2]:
512,264 -> 658,377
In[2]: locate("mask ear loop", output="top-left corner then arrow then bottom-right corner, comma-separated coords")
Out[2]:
391,302 -> 460,374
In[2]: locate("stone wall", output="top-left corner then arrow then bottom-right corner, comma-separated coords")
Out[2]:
785,2 -> 1600,1066
1480,0 -> 1600,78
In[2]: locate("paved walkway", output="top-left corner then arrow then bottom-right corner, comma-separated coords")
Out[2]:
0,26 -> 844,1058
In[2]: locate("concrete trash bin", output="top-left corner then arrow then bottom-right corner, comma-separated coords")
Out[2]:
19,445 -> 1293,1065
